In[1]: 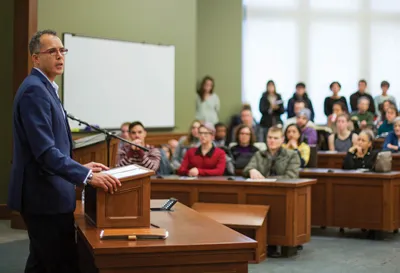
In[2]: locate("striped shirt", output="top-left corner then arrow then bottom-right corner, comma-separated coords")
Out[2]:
117,143 -> 161,172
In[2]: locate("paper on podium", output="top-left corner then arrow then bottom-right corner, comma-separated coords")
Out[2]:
103,165 -> 151,179
246,178 -> 277,182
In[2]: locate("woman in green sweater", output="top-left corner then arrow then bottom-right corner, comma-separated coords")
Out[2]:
377,105 -> 398,136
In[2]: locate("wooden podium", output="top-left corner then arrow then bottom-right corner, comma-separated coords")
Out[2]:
84,165 -> 155,228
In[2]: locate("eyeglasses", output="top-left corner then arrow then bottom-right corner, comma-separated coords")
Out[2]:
36,48 -> 68,56
239,132 -> 251,136
198,131 -> 212,136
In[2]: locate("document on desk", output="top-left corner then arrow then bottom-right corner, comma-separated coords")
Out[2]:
246,178 -> 277,182
103,165 -> 150,179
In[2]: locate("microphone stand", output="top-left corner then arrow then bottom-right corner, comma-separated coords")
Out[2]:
67,114 -> 149,167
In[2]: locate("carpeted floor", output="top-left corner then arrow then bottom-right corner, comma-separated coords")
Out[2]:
1,220 -> 400,273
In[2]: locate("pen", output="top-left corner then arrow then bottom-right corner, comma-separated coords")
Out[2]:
150,223 -> 160,228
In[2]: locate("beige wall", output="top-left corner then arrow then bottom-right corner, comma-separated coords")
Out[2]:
197,0 -> 243,124
38,0 -> 197,131
0,0 -> 14,203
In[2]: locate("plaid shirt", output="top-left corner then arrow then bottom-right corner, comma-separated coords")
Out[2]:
116,143 -> 161,172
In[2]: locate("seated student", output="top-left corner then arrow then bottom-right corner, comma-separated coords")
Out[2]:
350,79 -> 375,114
172,120 -> 201,170
327,101 -> 354,133
177,123 -> 226,176
115,121 -> 131,162
117,121 -> 161,171
296,108 -> 318,145
282,124 -> 310,167
343,130 -> 377,169
168,139 -> 179,155
243,126 -> 300,179
328,114 -> 358,152
230,125 -> 259,170
214,122 -> 227,147
350,97 -> 374,133
284,100 -> 316,131
377,105 -> 398,136
383,117 -> 400,152
231,108 -> 263,142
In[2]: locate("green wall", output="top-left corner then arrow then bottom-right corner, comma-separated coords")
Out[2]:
38,0 -> 197,131
0,0 -> 14,203
197,0 -> 243,124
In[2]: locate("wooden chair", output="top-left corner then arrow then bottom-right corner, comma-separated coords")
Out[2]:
192,202 -> 269,263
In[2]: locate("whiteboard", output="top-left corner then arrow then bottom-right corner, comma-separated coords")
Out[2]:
63,33 -> 175,129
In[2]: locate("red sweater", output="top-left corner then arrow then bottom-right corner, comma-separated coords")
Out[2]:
177,146 -> 226,176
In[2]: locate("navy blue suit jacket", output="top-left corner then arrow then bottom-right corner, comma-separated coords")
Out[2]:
8,69 -> 89,214
383,132 -> 399,152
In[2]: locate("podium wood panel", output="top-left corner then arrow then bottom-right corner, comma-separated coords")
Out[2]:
151,176 -> 316,247
76,200 -> 256,273
300,168 -> 400,231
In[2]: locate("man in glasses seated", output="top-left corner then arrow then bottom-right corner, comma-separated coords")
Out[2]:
117,121 -> 161,172
243,126 -> 300,179
177,122 -> 226,176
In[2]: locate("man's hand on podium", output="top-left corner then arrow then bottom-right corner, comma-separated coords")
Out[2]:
84,162 -> 109,173
89,173 -> 121,194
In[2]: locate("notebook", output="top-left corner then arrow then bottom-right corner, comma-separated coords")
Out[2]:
100,228 -> 168,240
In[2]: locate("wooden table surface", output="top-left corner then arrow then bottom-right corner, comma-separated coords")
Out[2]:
300,168 -> 400,231
75,200 -> 257,273
151,176 -> 316,248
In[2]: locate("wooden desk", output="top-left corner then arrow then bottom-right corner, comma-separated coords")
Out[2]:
151,176 -> 316,251
192,202 -> 269,263
318,151 -> 400,170
75,200 -> 257,273
300,168 -> 400,231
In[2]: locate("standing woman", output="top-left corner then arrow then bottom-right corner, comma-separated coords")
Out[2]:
195,76 -> 220,124
259,80 -> 285,132
324,81 -> 349,117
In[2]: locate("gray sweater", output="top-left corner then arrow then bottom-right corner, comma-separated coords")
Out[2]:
195,93 -> 220,124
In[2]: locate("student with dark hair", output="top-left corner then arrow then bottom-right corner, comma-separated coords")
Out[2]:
324,81 -> 348,117
259,80 -> 285,130
117,121 -> 161,171
287,82 -> 315,121
343,130 -> 377,169
230,125 -> 259,170
214,122 -> 227,147
375,81 -> 396,115
383,117 -> 400,152
350,79 -> 375,114
327,101 -> 354,133
195,76 -> 220,124
377,105 -> 398,136
282,124 -> 310,167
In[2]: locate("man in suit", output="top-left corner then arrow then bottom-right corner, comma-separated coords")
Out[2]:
8,30 -> 121,273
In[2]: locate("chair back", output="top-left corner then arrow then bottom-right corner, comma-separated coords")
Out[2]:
306,145 -> 318,167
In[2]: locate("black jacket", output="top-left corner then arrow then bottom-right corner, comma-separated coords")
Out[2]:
343,149 -> 378,170
286,93 -> 315,121
259,92 -> 285,128
349,91 -> 376,115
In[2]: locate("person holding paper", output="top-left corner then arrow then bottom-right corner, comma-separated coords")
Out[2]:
243,126 -> 300,179
178,123 -> 226,176
8,30 -> 121,273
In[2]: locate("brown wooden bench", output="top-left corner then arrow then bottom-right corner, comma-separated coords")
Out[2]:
192,202 -> 269,263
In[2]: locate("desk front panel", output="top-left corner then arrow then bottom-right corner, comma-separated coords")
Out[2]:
151,177 -> 315,247
300,169 -> 400,231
